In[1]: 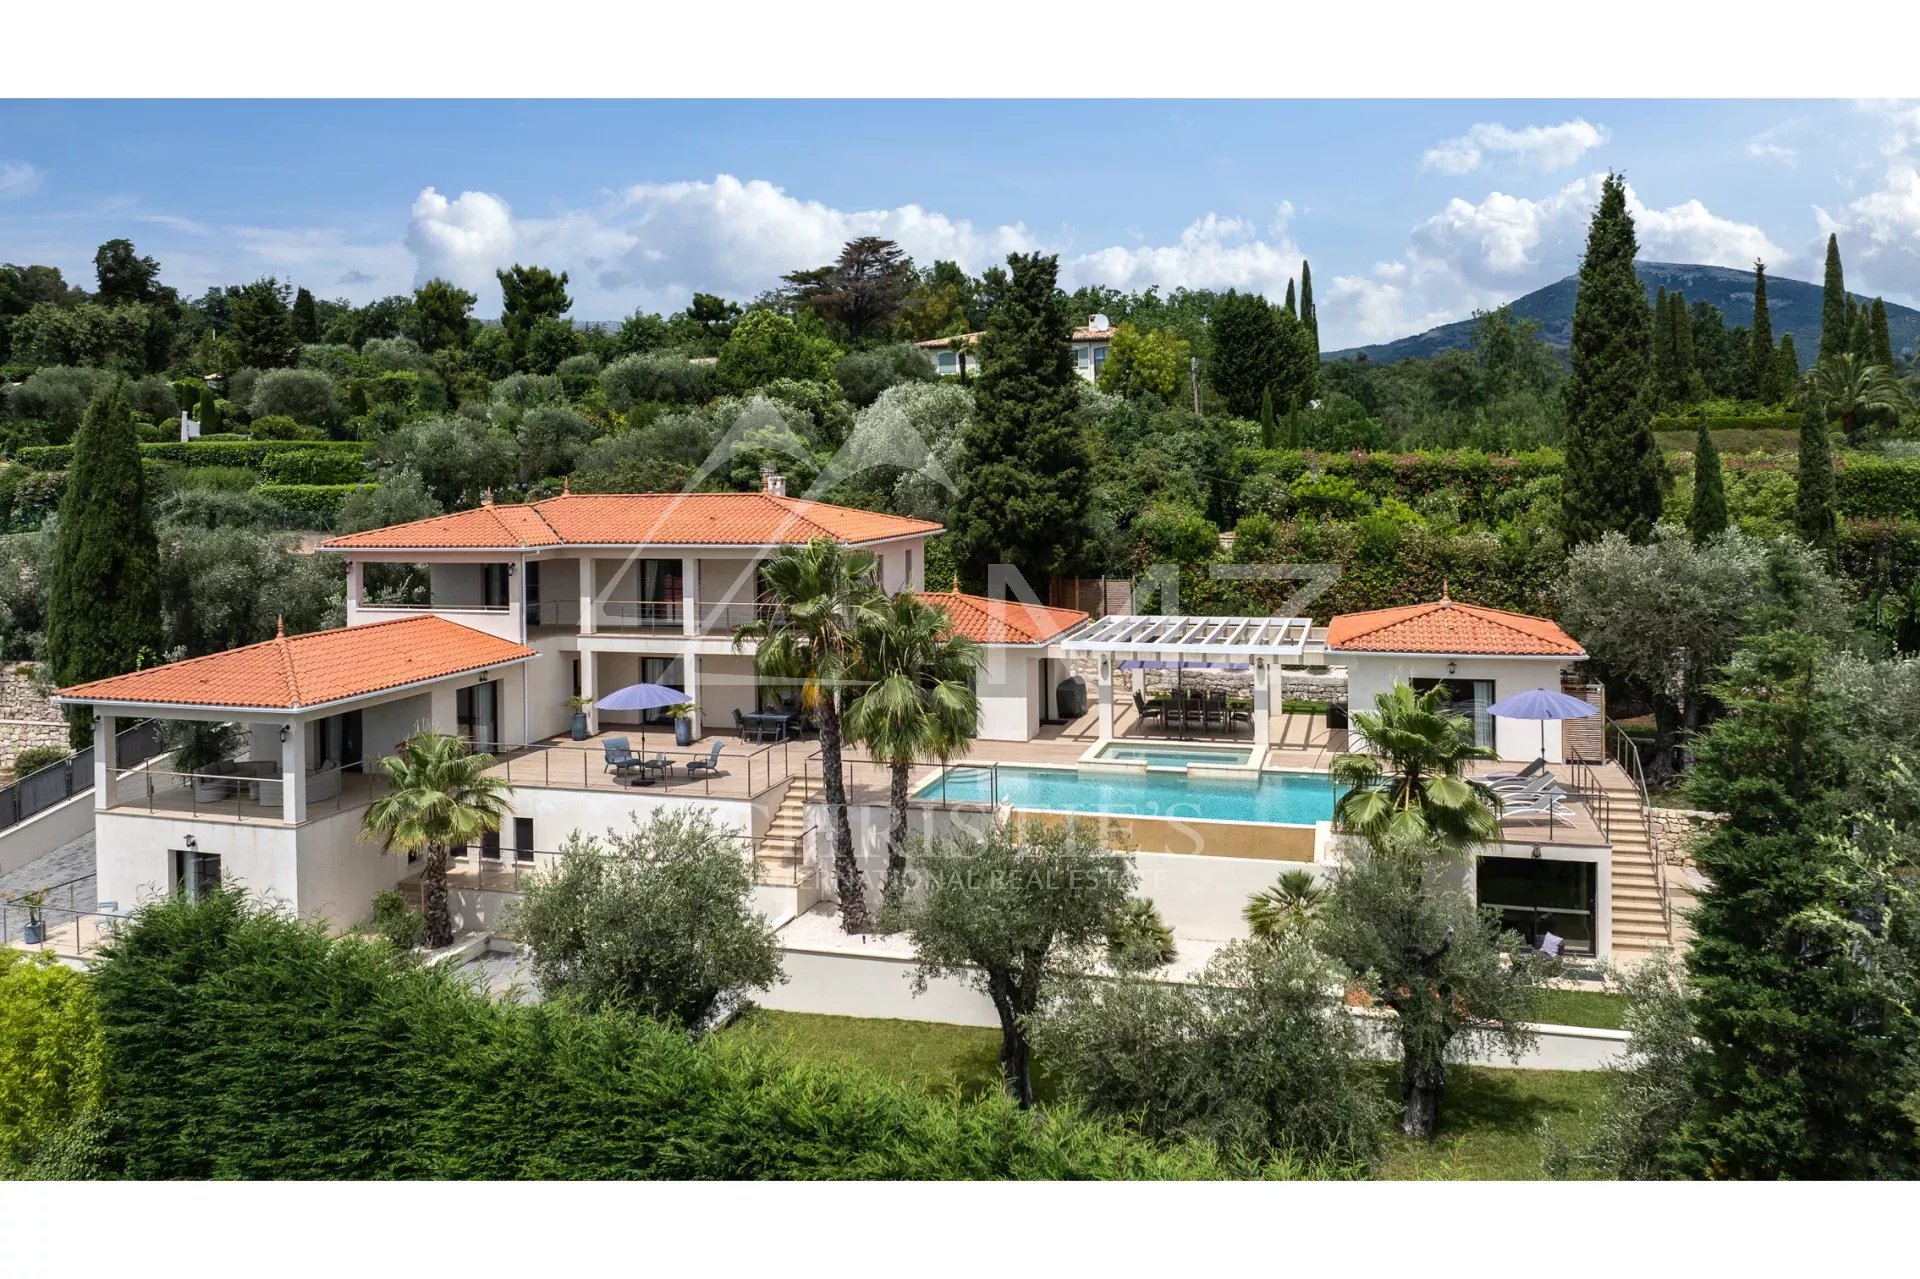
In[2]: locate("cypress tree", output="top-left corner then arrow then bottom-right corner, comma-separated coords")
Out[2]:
1749,260 -> 1778,404
1774,332 -> 1799,402
45,380 -> 163,746
948,252 -> 1091,590
1299,259 -> 1319,361
1819,234 -> 1847,361
1848,303 -> 1871,361
1795,399 -> 1836,557
1561,173 -> 1662,546
194,383 -> 219,434
1206,289 -> 1284,419
1689,421 -> 1728,545
1283,279 -> 1297,318
1870,297 -> 1895,368
292,286 -> 319,344
1670,289 -> 1697,402
1651,286 -> 1675,402
1258,387 -> 1278,450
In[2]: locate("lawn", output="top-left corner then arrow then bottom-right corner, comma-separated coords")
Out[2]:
1530,988 -> 1627,1030
727,1009 -> 1613,1179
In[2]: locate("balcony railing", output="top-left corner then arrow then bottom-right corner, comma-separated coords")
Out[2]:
580,599 -> 789,635
111,764 -> 384,824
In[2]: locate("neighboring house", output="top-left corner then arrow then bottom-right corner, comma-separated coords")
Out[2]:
915,314 -> 1116,383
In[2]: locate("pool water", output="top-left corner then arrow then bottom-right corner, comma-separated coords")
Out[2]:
917,765 -> 1340,825
1094,743 -> 1253,768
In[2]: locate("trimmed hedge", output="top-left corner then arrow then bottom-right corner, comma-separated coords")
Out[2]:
0,466 -> 66,533
256,448 -> 371,485
84,893 -> 1303,1180
253,483 -> 374,523
1654,429 -> 1801,456
1653,412 -> 1798,432
13,439 -> 364,473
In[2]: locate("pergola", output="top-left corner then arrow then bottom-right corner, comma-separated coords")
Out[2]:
1058,615 -> 1316,747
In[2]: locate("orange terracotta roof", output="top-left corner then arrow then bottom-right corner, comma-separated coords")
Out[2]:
917,591 -> 1089,646
1326,597 -> 1585,658
55,616 -> 537,711
322,492 -> 941,551
914,332 -> 983,348
1070,325 -> 1115,341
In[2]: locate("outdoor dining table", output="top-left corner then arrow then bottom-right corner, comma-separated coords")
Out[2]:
745,710 -> 798,741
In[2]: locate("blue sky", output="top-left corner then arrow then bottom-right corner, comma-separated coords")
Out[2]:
4,99 -> 1918,348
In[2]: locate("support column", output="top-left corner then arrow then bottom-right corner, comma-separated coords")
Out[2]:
683,654 -> 702,739
93,713 -> 116,810
1097,655 -> 1115,740
682,555 -> 700,636
1253,660 -> 1272,753
579,557 -> 596,635
579,648 -> 598,735
346,559 -> 364,623
281,722 -> 307,824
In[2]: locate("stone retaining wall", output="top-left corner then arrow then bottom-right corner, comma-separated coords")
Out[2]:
0,663 -> 66,773
1648,806 -> 1724,868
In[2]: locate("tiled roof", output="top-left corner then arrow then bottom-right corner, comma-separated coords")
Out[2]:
1070,325 -> 1115,341
918,591 -> 1089,646
322,492 -> 941,551
55,616 -> 537,711
1326,597 -> 1585,658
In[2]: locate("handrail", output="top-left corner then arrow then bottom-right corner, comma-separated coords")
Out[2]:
1605,718 -> 1670,941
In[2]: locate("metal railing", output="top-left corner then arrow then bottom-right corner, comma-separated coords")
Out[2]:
425,829 -> 800,890
488,735 -> 797,802
115,764 -> 383,824
1606,718 -> 1670,937
573,598 -> 788,636
0,873 -> 128,960
806,750 -> 1005,814
1,719 -> 163,834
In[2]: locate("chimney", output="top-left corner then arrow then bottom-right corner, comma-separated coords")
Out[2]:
760,463 -> 786,498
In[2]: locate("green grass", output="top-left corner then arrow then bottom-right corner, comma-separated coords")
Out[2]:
727,1009 -> 1614,1179
1529,989 -> 1627,1030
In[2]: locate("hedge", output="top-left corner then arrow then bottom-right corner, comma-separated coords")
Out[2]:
0,466 -> 66,533
82,893 -> 1306,1180
1654,429 -> 1801,456
13,439 -> 364,473
253,483 -> 374,523
0,950 -> 106,1172
256,448 -> 371,486
1652,412 -> 1798,432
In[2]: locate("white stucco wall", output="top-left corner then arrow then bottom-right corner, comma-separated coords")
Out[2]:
94,811 -> 302,915
505,787 -> 757,855
1342,653 -> 1581,762
975,648 -> 1043,741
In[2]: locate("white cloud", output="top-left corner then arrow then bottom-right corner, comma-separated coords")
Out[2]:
1814,165 -> 1920,299
225,223 -> 412,297
137,212 -> 213,236
0,161 -> 43,201
405,187 -> 518,297
1420,120 -> 1608,175
1331,174 -> 1784,346
1060,205 -> 1302,299
1747,138 -> 1798,166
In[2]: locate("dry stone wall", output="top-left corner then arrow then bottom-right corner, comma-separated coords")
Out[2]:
1647,806 -> 1723,868
0,663 -> 66,773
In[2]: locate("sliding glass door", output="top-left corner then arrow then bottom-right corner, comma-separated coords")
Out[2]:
1412,677 -> 1495,750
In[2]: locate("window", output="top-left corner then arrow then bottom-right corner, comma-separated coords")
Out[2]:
1477,856 -> 1596,957
514,817 -> 535,864
571,657 -> 582,698
478,829 -> 501,862
483,563 -> 510,608
905,546 -> 916,588
457,680 -> 499,753
1091,345 -> 1108,374
1071,344 -> 1090,369
937,351 -> 957,374
1411,677 -> 1495,750
171,848 -> 222,901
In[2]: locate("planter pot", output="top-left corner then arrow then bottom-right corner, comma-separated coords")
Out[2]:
570,712 -> 589,741
674,718 -> 693,747
23,920 -> 45,945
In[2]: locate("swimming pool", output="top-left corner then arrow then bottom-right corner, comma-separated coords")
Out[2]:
916,765 -> 1340,826
1092,742 -> 1254,768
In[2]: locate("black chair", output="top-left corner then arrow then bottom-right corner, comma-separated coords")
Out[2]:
1132,690 -> 1162,726
732,708 -> 761,743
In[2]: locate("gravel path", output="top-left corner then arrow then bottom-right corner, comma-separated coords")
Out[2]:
1,831 -> 98,946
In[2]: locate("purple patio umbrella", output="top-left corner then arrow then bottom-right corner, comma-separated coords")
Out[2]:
595,682 -> 688,742
1486,687 -> 1596,760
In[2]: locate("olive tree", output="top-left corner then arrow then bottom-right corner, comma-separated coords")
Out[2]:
1031,934 -> 1388,1162
888,818 -> 1133,1107
247,367 -> 340,429
1316,831 -> 1559,1140
365,416 -> 516,509
508,809 -> 784,1027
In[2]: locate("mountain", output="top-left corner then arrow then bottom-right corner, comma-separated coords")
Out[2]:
1327,261 -> 1920,369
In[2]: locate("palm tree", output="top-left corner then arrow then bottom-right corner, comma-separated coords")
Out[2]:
361,730 -> 514,948
1329,683 -> 1501,849
1244,869 -> 1326,941
845,593 -> 983,911
735,538 -> 886,932
1811,352 -> 1910,445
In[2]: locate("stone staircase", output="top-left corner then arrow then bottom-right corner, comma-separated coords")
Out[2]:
755,775 -> 817,884
1591,762 -> 1674,967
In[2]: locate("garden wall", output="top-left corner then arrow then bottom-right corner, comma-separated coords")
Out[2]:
0,662 -> 65,773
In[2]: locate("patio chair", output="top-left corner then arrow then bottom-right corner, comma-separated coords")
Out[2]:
1499,791 -> 1570,823
1203,693 -> 1227,731
1485,757 -> 1547,785
1486,772 -> 1563,800
601,737 -> 647,780
1132,690 -> 1162,726
732,708 -> 762,743
686,740 -> 725,778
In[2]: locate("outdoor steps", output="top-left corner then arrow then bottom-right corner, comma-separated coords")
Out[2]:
755,776 -> 819,877
1584,760 -> 1677,964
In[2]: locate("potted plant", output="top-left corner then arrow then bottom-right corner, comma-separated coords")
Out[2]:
6,887 -> 49,945
564,695 -> 594,741
666,702 -> 696,747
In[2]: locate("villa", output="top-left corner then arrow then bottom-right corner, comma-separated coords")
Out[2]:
29,482 -> 1670,973
915,314 -> 1117,382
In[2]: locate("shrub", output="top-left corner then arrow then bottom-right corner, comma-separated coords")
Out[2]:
247,413 -> 321,440
365,889 -> 425,953
1106,897 -> 1177,971
834,344 -> 935,408
256,448 -> 371,486
601,351 -> 717,412
10,745 -> 67,777
85,892 -> 1308,1180
0,949 -> 107,1172
253,483 -> 372,524
248,367 -> 340,428
0,467 -> 66,533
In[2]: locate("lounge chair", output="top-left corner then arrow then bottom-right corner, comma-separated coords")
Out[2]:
602,737 -> 648,781
1132,691 -> 1162,726
1485,757 -> 1547,785
1485,772 -> 1562,799
686,740 -> 725,778
1499,791 -> 1571,823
